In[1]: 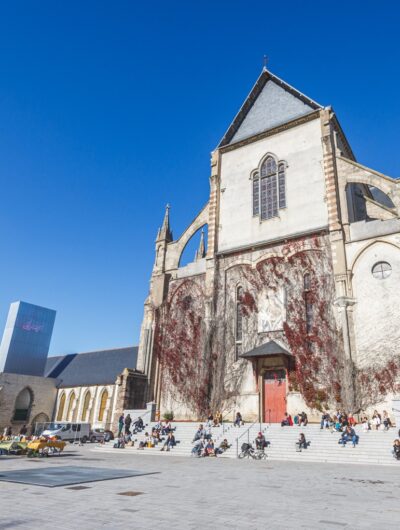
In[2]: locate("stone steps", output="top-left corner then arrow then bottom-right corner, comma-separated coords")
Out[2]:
91,422 -> 399,467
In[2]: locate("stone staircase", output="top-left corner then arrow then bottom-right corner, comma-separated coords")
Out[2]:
91,422 -> 399,466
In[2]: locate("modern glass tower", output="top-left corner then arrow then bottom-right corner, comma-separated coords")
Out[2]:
0,301 -> 56,376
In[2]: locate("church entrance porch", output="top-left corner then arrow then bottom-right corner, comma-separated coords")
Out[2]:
263,369 -> 287,423
240,339 -> 292,424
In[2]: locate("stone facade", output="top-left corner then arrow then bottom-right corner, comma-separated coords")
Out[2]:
0,372 -> 58,434
54,370 -> 147,432
137,68 -> 400,422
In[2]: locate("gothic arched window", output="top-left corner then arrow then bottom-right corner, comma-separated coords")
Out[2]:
57,393 -> 66,421
98,389 -> 109,422
278,163 -> 286,209
81,391 -> 91,421
253,155 -> 287,220
66,391 -> 76,421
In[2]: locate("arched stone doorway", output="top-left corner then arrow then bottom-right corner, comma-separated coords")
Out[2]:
13,387 -> 34,423
30,413 -> 50,435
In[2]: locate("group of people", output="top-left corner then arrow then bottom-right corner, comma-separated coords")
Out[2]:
320,411 -> 360,448
255,430 -> 307,452
114,416 -> 177,451
2,424 -> 29,439
190,422 -> 231,456
320,411 -> 357,431
280,412 -> 308,427
320,409 -> 395,433
114,414 -> 146,448
361,410 -> 393,431
117,414 -> 146,437
205,411 -> 223,427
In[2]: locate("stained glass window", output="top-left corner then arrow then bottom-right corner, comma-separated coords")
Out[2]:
253,156 -> 286,221
278,163 -> 286,208
98,389 -> 109,422
253,174 -> 260,216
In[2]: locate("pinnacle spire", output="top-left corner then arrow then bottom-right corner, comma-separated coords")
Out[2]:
194,228 -> 206,261
157,203 -> 173,242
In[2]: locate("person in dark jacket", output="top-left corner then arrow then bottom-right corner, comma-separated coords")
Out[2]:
19,425 -> 28,436
392,439 -> 400,460
255,432 -> 267,450
234,412 -> 243,427
118,414 -> 124,437
132,416 -> 144,433
338,426 -> 358,447
160,432 -> 176,452
296,433 -> 307,451
124,414 -> 132,435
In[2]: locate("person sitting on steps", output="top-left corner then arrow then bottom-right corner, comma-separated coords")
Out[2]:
162,420 -> 173,435
213,411 -> 222,427
332,416 -> 342,432
204,439 -> 215,456
216,439 -> 230,455
296,433 -> 307,451
205,412 -> 214,428
132,416 -> 144,433
255,432 -> 267,450
383,411 -> 392,431
348,413 -> 357,427
362,416 -> 371,432
338,425 -> 358,447
192,424 -> 206,442
392,439 -> 400,460
298,412 -> 308,427
320,412 -> 330,429
372,410 -> 381,431
191,436 -> 205,456
160,432 -> 176,451
234,412 -> 243,427
281,412 -> 293,427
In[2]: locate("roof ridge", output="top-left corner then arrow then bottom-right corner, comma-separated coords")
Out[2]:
51,345 -> 138,357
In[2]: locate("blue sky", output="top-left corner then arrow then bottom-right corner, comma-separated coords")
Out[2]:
0,1 -> 399,355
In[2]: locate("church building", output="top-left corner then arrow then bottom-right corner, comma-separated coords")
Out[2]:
137,68 -> 400,422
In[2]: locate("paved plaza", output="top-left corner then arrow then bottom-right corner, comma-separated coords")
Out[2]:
0,445 -> 399,529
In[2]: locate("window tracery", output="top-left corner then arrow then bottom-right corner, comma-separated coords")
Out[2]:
252,155 -> 287,220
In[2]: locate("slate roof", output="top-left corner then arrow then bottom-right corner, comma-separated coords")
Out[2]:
218,68 -> 322,147
45,347 -> 138,387
240,340 -> 291,359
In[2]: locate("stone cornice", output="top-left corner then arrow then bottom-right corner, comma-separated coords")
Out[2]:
218,110 -> 321,154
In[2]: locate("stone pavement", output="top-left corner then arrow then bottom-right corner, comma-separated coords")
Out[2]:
0,444 -> 399,529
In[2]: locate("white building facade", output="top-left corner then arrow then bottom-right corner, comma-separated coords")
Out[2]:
137,68 -> 400,422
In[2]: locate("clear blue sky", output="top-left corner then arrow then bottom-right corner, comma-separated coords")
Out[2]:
0,1 -> 399,355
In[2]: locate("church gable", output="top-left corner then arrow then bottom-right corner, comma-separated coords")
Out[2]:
219,70 -> 322,146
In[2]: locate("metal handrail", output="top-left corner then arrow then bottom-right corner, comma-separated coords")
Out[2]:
235,421 -> 258,457
221,408 -> 236,434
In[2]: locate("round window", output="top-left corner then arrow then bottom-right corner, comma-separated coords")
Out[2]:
371,261 -> 392,280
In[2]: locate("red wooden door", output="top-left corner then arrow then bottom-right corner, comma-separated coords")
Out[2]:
263,369 -> 287,423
